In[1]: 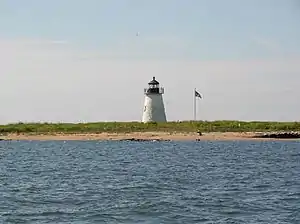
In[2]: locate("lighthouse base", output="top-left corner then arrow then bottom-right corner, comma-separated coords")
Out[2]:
142,94 -> 167,123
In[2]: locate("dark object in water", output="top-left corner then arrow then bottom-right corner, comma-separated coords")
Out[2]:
253,131 -> 300,139
119,138 -> 170,142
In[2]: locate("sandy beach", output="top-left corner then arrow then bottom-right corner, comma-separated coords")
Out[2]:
1,131 -> 295,141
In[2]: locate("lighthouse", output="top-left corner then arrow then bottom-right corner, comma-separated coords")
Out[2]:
142,77 -> 167,123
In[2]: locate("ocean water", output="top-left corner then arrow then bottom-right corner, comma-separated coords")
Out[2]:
0,140 -> 299,224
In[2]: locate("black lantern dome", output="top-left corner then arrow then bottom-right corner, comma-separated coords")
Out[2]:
148,76 -> 159,85
144,77 -> 164,95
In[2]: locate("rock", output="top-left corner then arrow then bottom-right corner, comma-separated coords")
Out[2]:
197,130 -> 203,136
253,131 -> 300,139
119,138 -> 170,142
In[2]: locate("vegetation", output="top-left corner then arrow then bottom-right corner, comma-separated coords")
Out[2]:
0,120 -> 299,135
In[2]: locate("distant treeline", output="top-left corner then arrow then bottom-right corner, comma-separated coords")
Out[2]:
0,120 -> 299,134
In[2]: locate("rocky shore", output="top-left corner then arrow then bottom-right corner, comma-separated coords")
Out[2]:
252,131 -> 300,139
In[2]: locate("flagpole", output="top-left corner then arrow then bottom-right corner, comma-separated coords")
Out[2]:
194,88 -> 196,121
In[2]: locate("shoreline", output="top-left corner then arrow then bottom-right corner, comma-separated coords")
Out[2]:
1,132 -> 299,141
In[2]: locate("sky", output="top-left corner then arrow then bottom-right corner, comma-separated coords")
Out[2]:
0,0 -> 299,123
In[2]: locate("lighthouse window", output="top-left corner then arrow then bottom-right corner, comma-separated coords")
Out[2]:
150,84 -> 158,88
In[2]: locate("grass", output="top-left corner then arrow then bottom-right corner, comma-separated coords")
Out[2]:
0,120 -> 299,135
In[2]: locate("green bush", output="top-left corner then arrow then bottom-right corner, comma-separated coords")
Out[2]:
0,120 -> 299,134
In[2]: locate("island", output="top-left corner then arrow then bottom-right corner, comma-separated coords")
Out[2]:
0,120 -> 299,141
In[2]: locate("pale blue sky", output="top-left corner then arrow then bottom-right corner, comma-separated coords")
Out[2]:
0,0 -> 299,123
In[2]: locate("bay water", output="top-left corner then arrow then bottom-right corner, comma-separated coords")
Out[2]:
0,140 -> 299,223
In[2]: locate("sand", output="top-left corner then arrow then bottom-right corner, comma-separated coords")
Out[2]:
0,131 -> 289,141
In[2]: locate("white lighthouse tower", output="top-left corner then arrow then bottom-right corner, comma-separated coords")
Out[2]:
142,77 -> 167,123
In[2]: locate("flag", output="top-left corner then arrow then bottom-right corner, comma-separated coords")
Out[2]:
195,90 -> 202,98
